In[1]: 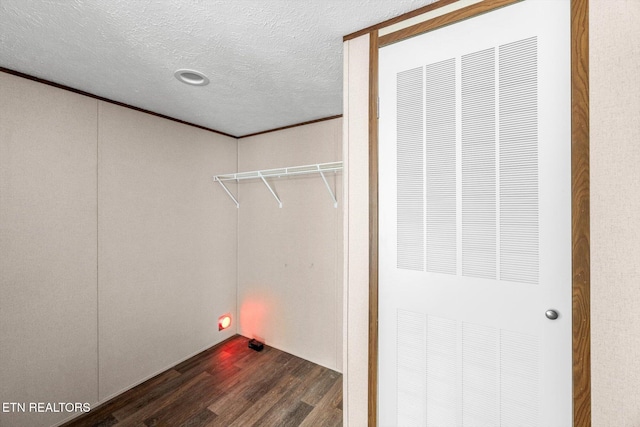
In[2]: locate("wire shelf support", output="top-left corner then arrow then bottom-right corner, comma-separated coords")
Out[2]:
213,161 -> 342,208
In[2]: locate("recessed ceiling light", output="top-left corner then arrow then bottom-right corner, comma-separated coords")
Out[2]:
174,69 -> 209,86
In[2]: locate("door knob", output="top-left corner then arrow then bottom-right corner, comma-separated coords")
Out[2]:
545,309 -> 559,320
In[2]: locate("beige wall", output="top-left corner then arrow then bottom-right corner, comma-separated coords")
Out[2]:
97,102 -> 238,400
0,72 -> 238,426
0,72 -> 99,427
590,1 -> 640,426
342,33 -> 370,427
236,118 -> 343,372
0,69 -> 343,427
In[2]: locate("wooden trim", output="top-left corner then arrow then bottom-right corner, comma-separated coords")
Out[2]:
343,0 -> 458,42
0,67 -> 237,139
570,0 -> 591,425
379,0 -> 523,47
368,30 -> 380,427
237,114 -> 343,139
0,66 -> 341,141
368,1 -> 591,426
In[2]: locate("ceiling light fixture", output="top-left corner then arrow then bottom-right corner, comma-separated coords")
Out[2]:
174,69 -> 209,86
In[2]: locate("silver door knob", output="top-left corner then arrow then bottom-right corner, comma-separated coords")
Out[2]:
545,309 -> 559,320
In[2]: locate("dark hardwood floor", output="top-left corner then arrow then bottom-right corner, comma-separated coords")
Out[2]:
63,335 -> 342,427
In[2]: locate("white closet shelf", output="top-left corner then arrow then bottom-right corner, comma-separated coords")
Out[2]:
213,161 -> 342,209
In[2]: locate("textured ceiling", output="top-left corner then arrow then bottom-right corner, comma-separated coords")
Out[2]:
0,0 -> 437,137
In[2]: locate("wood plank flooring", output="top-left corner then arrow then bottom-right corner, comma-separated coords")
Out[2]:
62,335 -> 342,427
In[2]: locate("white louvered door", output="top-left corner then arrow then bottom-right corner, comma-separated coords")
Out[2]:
377,1 -> 571,426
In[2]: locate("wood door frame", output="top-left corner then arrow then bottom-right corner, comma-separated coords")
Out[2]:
367,0 -> 590,425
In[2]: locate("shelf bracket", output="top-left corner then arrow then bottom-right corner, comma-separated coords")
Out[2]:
215,178 -> 239,208
213,161 -> 342,208
319,170 -> 338,208
258,172 -> 283,208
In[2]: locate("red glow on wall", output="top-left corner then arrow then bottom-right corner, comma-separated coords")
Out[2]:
239,297 -> 270,340
218,314 -> 231,331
